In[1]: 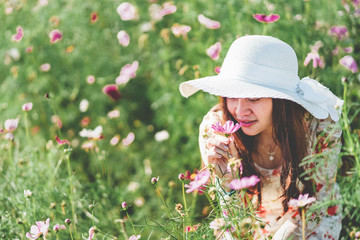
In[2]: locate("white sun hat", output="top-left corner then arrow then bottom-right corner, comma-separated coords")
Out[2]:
179,35 -> 343,121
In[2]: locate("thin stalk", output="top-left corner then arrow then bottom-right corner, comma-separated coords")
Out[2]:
301,208 -> 306,240
32,197 -> 36,220
92,210 -> 95,227
66,153 -> 77,235
155,184 -> 173,217
126,210 -> 136,234
69,227 -> 74,240
24,112 -> 30,143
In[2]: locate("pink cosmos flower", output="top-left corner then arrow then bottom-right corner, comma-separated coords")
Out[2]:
198,14 -> 221,29
117,30 -> 130,47
88,227 -> 96,240
149,2 -> 177,21
40,63 -> 51,72
107,109 -> 120,119
206,42 -> 222,60
122,132 -> 135,146
159,2 -> 177,16
329,26 -> 348,40
253,14 -> 280,23
121,201 -> 127,209
304,51 -> 325,69
4,119 -> 19,132
214,66 -> 221,74
229,175 -> 260,190
339,55 -> 358,73
87,75 -> 95,84
288,193 -> 316,208
51,115 -> 62,128
55,136 -> 70,145
343,47 -> 353,53
209,218 -> 225,229
185,169 -> 211,193
110,135 -> 120,146
26,218 -> 50,239
116,61 -> 139,85
90,12 -> 98,23
211,120 -> 241,136
49,29 -> 62,43
171,24 -> 191,38
151,176 -> 159,184
27,46 -> 34,53
117,2 -> 137,21
53,224 -> 66,232
129,235 -> 141,240
12,26 -> 24,42
103,84 -> 122,101
22,102 -> 33,111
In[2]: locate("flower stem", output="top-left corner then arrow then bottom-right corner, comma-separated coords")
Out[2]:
155,184 -> 173,217
126,210 -> 136,234
301,208 -> 306,240
69,227 -> 74,240
182,182 -> 189,227
92,210 -> 95,227
66,153 -> 77,236
24,111 -> 30,143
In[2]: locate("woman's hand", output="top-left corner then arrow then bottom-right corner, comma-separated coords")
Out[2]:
204,134 -> 239,179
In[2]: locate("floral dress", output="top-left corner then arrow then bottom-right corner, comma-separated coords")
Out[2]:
199,105 -> 342,240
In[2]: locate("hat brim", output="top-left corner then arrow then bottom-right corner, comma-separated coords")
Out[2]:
179,75 -> 330,119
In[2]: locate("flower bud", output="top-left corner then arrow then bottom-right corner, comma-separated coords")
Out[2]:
121,201 -> 127,210
64,218 -> 71,225
178,173 -> 185,181
151,176 -> 159,184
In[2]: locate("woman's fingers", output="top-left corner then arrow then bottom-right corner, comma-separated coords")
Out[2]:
206,135 -> 230,153
208,146 -> 228,159
228,135 -> 240,159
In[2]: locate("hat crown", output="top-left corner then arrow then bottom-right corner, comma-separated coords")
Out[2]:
223,35 -> 298,74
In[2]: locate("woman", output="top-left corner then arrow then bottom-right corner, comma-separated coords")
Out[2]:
179,35 -> 343,239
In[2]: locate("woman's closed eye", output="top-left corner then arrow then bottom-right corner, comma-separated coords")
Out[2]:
248,98 -> 260,102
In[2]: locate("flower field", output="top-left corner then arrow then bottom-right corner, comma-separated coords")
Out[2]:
1,0 -> 360,239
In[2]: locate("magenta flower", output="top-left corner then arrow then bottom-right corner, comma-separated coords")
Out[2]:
12,26 -> 24,42
103,84 -> 122,101
339,55 -> 358,73
329,26 -> 348,40
211,120 -> 241,136
253,13 -> 280,23
185,169 -> 211,193
90,12 -> 98,23
117,30 -> 130,47
4,119 -> 19,132
151,176 -> 159,184
171,24 -> 191,38
288,193 -> 316,208
129,235 -> 141,240
229,175 -> 260,190
22,102 -> 33,111
53,224 -> 66,232
116,61 -> 139,85
87,227 -> 96,240
214,66 -> 221,74
117,2 -> 137,21
121,201 -> 127,209
49,29 -> 62,43
206,42 -> 222,60
26,218 -> 50,239
198,14 -> 221,29
55,136 -> 70,145
304,51 -> 325,69
178,173 -> 185,180
122,132 -> 135,146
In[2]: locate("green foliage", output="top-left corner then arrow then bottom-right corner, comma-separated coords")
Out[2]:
1,0 -> 360,239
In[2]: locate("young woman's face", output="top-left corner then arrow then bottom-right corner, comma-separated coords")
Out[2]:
227,98 -> 273,137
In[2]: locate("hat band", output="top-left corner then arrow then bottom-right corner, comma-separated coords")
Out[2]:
219,61 -> 300,92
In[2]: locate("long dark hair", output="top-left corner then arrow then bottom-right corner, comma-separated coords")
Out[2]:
220,97 -> 315,213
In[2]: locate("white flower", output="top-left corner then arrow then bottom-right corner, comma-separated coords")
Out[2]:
24,189 -> 32,198
209,218 -> 225,229
79,126 -> 103,139
154,130 -> 169,142
4,118 -> 19,131
79,99 -> 89,112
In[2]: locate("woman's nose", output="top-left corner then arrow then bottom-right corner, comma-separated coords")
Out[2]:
234,99 -> 251,116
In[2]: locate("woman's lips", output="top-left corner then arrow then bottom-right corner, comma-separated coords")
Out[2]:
239,120 -> 256,127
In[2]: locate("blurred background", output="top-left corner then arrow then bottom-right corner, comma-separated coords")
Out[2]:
1,0 -> 359,239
